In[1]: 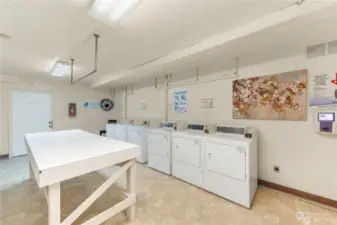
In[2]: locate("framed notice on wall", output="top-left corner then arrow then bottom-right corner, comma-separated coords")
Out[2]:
68,103 -> 76,118
173,89 -> 188,114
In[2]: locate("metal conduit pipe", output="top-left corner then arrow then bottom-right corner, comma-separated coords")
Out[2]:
71,34 -> 100,85
164,74 -> 171,121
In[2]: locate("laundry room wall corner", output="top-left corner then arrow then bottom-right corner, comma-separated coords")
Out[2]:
0,74 -> 122,156
121,54 -> 337,201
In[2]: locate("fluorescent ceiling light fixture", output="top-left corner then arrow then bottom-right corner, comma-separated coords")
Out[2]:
89,0 -> 142,24
50,61 -> 70,77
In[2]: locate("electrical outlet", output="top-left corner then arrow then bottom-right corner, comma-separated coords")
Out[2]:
273,165 -> 280,173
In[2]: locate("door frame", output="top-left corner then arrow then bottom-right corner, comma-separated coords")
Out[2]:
9,90 -> 53,158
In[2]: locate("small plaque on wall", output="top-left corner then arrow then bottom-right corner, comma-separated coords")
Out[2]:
68,103 -> 76,118
200,98 -> 214,108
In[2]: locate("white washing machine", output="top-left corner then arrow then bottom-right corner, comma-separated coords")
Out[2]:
127,120 -> 160,163
148,121 -> 187,175
202,125 -> 258,208
106,119 -> 130,142
172,123 -> 216,187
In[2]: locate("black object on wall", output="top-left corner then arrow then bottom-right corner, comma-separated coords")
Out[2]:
99,130 -> 106,136
100,99 -> 114,111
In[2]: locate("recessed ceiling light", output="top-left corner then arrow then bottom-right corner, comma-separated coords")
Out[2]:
50,61 -> 70,77
89,0 -> 142,25
0,33 -> 11,40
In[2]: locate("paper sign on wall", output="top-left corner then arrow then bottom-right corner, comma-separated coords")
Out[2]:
310,73 -> 337,106
140,102 -> 147,110
200,98 -> 214,108
173,89 -> 188,114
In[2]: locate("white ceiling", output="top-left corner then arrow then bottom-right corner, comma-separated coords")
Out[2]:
0,0 -> 295,85
96,1 -> 337,88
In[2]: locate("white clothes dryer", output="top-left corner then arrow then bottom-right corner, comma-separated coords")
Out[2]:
106,119 -> 130,142
202,125 -> 258,208
127,120 -> 160,163
171,124 -> 216,187
148,122 -> 187,175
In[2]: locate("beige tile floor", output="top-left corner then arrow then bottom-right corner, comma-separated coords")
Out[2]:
1,156 -> 337,225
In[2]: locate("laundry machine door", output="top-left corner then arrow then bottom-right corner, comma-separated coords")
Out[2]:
172,136 -> 202,187
148,132 -> 171,174
173,137 -> 201,167
106,125 -> 115,138
204,141 -> 246,181
115,126 -> 127,141
148,133 -> 169,158
128,128 -> 146,163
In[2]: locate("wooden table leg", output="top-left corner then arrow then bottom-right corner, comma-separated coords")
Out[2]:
29,163 -> 34,180
48,183 -> 61,225
126,162 -> 136,221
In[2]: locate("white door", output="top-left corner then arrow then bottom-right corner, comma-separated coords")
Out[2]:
172,137 -> 201,167
172,136 -> 202,187
148,133 -> 169,158
148,132 -> 171,174
12,91 -> 52,157
204,141 -> 246,181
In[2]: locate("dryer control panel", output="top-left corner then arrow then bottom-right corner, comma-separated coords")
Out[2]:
188,124 -> 204,131
164,122 -> 174,128
187,124 -> 216,134
216,125 -> 254,139
162,121 -> 187,131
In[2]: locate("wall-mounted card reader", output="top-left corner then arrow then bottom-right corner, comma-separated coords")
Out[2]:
318,112 -> 335,133
314,108 -> 337,135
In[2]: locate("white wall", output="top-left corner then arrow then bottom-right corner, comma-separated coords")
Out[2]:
124,79 -> 166,120
0,74 -> 120,156
114,54 -> 337,201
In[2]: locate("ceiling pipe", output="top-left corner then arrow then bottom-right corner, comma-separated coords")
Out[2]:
71,34 -> 100,85
130,84 -> 134,95
233,56 -> 239,77
164,74 -> 171,121
70,58 -> 75,84
124,86 -> 128,119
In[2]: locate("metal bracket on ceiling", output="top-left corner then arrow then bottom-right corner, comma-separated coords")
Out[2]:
233,56 -> 239,77
111,88 -> 116,97
130,84 -> 134,95
71,33 -> 100,85
165,74 -> 171,82
154,78 -> 158,89
196,68 -> 199,81
296,0 -> 305,6
124,86 -> 128,95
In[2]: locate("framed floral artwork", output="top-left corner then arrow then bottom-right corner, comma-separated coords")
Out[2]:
232,69 -> 307,121
68,103 -> 77,118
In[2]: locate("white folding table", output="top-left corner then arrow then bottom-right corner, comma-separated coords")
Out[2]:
24,129 -> 140,225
